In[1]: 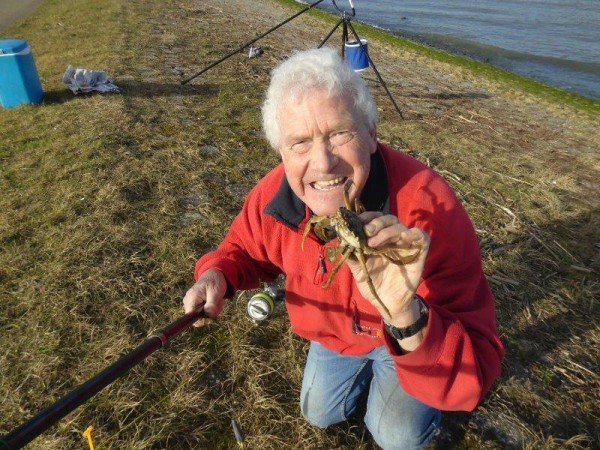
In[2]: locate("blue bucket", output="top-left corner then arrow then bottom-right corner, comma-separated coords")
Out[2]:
0,39 -> 44,109
344,39 -> 369,71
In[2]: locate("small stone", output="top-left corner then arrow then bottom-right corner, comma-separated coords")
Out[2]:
201,172 -> 224,184
178,193 -> 208,207
198,145 -> 219,157
199,367 -> 227,389
180,212 -> 203,225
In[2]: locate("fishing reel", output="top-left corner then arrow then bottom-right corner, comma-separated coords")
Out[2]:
246,284 -> 285,324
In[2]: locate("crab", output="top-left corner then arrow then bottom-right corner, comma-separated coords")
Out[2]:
301,181 -> 421,319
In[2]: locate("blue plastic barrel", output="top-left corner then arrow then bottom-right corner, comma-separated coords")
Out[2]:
0,39 -> 44,109
344,39 -> 369,71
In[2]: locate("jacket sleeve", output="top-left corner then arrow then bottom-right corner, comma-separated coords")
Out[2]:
194,186 -> 283,296
384,175 -> 504,411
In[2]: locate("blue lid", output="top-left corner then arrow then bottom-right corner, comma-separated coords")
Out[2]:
0,39 -> 29,55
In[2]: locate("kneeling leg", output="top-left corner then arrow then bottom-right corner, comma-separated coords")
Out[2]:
300,341 -> 372,428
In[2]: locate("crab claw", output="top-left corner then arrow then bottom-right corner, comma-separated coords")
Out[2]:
301,216 -> 332,249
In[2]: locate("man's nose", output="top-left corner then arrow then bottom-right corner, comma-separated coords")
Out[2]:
310,138 -> 338,172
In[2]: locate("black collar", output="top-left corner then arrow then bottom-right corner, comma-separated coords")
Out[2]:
264,147 -> 389,230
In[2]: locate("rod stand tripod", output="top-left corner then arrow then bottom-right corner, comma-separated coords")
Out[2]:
181,0 -> 404,119
319,0 -> 404,119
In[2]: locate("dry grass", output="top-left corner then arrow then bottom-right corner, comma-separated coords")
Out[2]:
1,0 -> 598,448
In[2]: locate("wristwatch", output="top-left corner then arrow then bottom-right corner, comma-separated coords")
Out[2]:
384,295 -> 429,340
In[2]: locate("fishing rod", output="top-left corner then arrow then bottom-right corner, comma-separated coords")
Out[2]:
181,0 -> 327,84
0,308 -> 207,450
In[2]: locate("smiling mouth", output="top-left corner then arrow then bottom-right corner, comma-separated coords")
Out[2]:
310,176 -> 348,191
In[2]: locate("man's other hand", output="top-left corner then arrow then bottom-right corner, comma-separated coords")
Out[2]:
183,269 -> 228,326
346,212 -> 430,321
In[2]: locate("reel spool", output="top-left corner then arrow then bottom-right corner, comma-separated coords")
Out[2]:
246,285 -> 285,323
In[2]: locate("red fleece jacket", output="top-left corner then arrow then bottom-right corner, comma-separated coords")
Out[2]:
195,143 -> 504,411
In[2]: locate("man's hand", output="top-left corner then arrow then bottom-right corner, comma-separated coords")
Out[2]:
345,212 -> 430,324
183,269 -> 228,326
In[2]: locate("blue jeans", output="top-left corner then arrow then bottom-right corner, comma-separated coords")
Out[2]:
300,341 -> 441,450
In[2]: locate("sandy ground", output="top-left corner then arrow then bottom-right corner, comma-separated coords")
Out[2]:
0,0 -> 43,34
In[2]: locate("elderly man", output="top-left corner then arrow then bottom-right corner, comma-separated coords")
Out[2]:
184,48 -> 503,449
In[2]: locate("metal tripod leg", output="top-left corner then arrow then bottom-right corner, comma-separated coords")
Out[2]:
346,21 -> 404,119
318,18 -> 344,48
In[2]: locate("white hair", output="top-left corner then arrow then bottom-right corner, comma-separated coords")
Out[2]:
261,47 -> 378,149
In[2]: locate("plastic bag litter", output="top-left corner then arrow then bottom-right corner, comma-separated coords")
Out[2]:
62,65 -> 120,94
248,46 -> 264,58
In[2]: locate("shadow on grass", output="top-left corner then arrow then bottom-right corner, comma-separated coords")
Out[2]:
118,80 -> 219,99
41,80 -> 219,105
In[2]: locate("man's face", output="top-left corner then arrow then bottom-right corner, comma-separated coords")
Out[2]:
276,89 -> 377,216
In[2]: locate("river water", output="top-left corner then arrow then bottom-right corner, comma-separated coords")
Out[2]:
304,0 -> 600,100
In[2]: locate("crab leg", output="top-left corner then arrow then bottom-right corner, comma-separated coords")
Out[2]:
354,198 -> 365,214
369,247 -> 422,265
355,250 -> 392,319
323,247 -> 353,288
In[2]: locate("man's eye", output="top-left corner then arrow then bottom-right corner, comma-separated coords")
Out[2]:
330,131 -> 354,146
291,141 -> 311,153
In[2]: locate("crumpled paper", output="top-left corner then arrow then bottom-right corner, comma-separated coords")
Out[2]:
62,65 -> 120,94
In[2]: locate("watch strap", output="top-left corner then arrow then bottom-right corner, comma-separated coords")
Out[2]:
384,296 -> 428,340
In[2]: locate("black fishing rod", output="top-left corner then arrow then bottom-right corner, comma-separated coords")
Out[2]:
181,0 -> 327,84
0,308 -> 207,450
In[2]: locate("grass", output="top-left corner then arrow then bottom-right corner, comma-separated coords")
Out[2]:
1,0 -> 599,448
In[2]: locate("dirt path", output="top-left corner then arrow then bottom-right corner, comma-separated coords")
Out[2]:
0,0 -> 43,34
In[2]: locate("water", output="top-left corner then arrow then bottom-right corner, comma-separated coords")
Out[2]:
306,0 -> 600,100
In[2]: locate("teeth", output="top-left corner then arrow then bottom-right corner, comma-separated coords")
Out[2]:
314,177 -> 345,189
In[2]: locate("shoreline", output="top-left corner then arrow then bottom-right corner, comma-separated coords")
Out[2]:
386,29 -> 600,101
283,0 -> 599,111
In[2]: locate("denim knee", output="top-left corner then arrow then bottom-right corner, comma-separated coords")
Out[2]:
299,342 -> 372,429
300,391 -> 345,428
367,410 -> 441,450
301,408 -> 343,429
